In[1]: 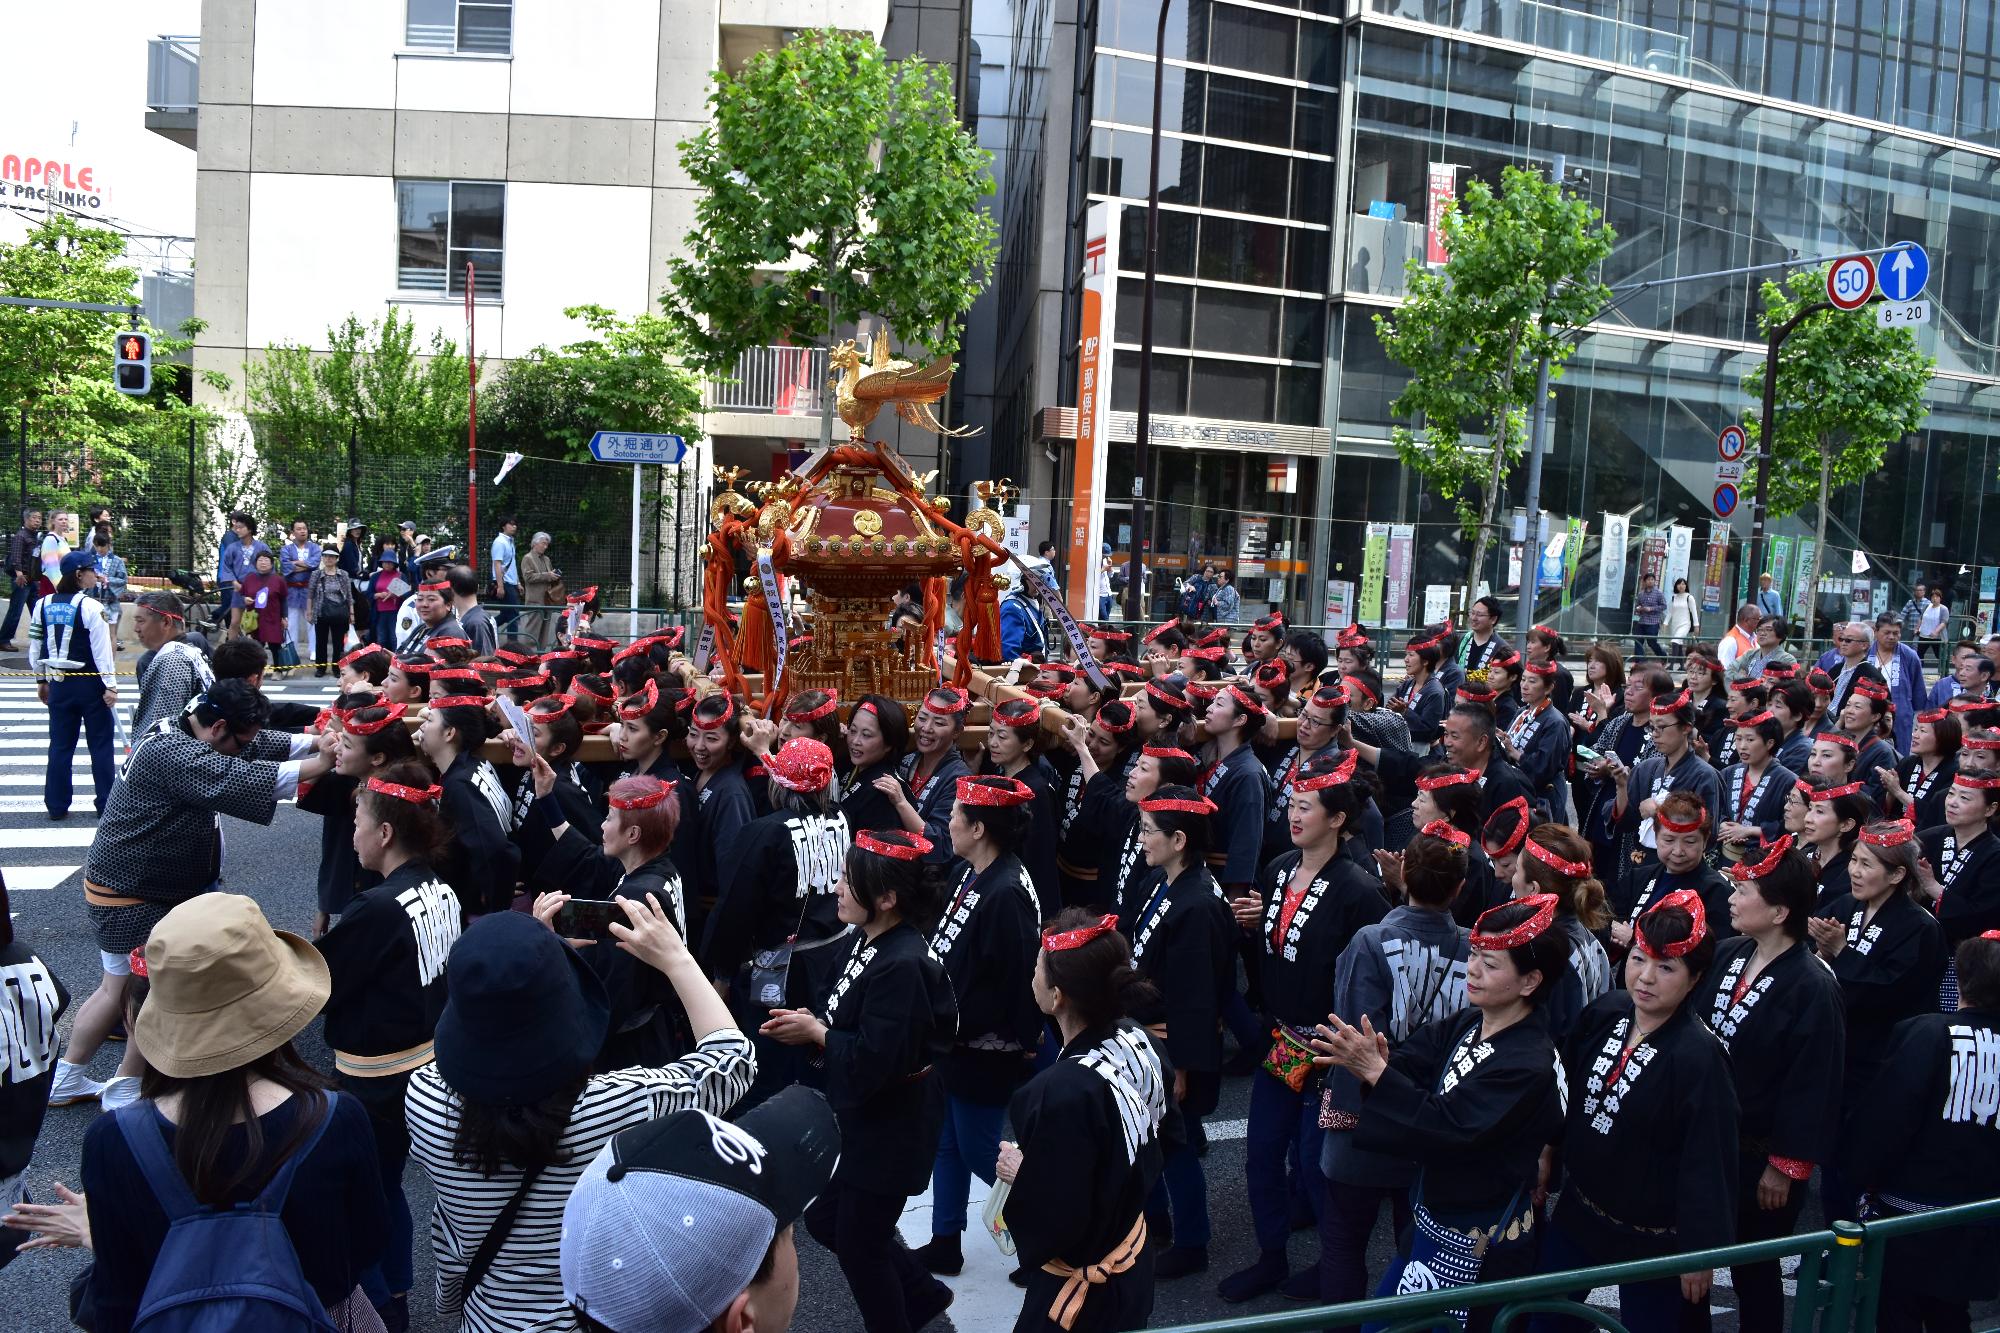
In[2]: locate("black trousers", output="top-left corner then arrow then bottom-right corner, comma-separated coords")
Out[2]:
803,1183 -> 934,1333
314,616 -> 349,670
1729,1154 -> 1806,1333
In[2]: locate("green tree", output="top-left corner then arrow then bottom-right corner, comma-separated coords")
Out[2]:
482,304 -> 704,461
663,28 -> 997,439
244,309 -> 472,522
1741,268 -> 1933,611
1374,165 -> 1615,611
0,215 -> 225,571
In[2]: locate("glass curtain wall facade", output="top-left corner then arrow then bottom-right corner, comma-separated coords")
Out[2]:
1332,0 -> 2000,639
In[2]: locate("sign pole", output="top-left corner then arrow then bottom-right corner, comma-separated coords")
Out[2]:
466,263 -> 479,561
1747,299 -> 1833,578
630,464 -> 644,637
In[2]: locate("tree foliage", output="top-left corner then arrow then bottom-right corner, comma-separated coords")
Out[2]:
0,215 -> 223,512
663,28 -> 998,374
481,304 -> 705,463
1375,165 -> 1615,607
243,309 -> 472,521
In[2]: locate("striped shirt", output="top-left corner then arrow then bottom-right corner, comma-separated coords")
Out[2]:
405,1030 -> 756,1333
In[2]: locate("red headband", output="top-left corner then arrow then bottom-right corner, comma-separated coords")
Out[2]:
1859,819 -> 1917,848
1408,620 -> 1452,651
530,695 -> 575,720
608,780 -> 672,811
1728,833 -> 1794,881
500,671 -> 551,689
784,691 -> 841,724
1346,674 -> 1379,706
367,776 -> 442,806
996,699 -> 1044,729
1809,780 -> 1864,801
1964,736 -> 2000,751
566,586 -> 599,605
1143,680 -> 1189,710
1635,888 -> 1708,959
427,636 -> 471,651
1814,730 -> 1858,751
957,775 -> 1034,807
1656,805 -> 1709,833
1102,661 -> 1146,678
1950,696 -> 1991,713
691,693 -> 738,731
925,687 -> 971,716
1335,623 -> 1367,647
1852,678 -> 1890,701
1309,685 -> 1350,711
1253,661 -> 1288,690
1954,772 -> 2000,790
1760,663 -> 1799,680
1096,707 -> 1135,735
1521,659 -> 1557,676
1088,626 -> 1132,642
1651,689 -> 1692,714
1041,663 -> 1079,681
1422,819 -> 1471,848
1456,686 -> 1498,703
1143,744 -> 1196,763
419,580 -> 450,593
1143,621 -> 1179,644
1185,682 -> 1219,702
1809,673 -> 1836,695
1296,749 -> 1359,791
429,694 -> 491,711
765,738 -> 835,793
1416,768 -> 1478,791
1470,894 -> 1558,949
573,635 -> 618,652
391,657 -> 432,678
613,641 -> 653,666
1728,679 -> 1765,694
1225,681 -> 1267,720
542,649 -> 587,663
1182,646 -> 1227,663
494,648 -> 536,667
1918,708 -> 1947,724
1524,836 -> 1591,879
1734,710 -> 1776,728
339,644 -> 386,670
1043,914 -> 1119,952
1139,793 -> 1217,815
572,678 -> 614,706
429,667 -> 483,687
857,829 -> 932,861
1483,796 -> 1531,856
343,702 -> 407,735
616,679 -> 661,721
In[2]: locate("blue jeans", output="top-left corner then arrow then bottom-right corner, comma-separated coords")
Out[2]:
46,677 -> 115,816
496,582 -> 522,633
0,578 -> 29,642
930,1094 -> 1006,1236
1150,1113 -> 1212,1247
1246,1069 -> 1327,1253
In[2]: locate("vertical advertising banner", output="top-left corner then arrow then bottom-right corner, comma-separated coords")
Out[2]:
1598,513 -> 1630,611
1423,585 -> 1452,624
1849,579 -> 1873,624
1066,202 -> 1118,618
1538,522 -> 1568,590
1770,536 -> 1793,606
1360,524 -> 1389,626
1638,528 -> 1669,587
1326,579 -> 1355,629
1702,523 -> 1729,613
1561,517 -> 1588,609
1426,163 -> 1457,265
1791,538 -> 1817,621
1384,523 -> 1416,629
1665,525 -> 1694,593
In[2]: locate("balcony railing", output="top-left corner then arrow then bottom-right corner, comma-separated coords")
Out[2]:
147,35 -> 199,113
707,345 -> 831,416
1374,0 -> 1691,80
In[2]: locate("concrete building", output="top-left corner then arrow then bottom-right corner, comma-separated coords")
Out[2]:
152,0 -> 970,480
987,0 -> 2000,635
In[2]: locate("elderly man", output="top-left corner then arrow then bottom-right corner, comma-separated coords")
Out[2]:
1865,612 -> 1927,751
1931,640 -> 1998,706
279,519 -> 320,660
521,529 -> 561,647
1717,602 -> 1761,672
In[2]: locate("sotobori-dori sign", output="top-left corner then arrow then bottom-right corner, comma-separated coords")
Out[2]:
1825,254 -> 1876,310
1,154 -> 106,211
588,431 -> 687,464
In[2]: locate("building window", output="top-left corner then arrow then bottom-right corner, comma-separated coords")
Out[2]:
407,0 -> 513,55
397,180 -> 505,297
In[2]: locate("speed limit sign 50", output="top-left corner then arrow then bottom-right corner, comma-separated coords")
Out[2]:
1826,255 -> 1877,310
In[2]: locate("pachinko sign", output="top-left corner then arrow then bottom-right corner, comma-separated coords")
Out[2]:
2,155 -> 106,211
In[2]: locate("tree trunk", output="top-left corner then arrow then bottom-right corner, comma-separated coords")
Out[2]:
1463,418 -> 1509,620
1810,447 -> 1833,637
817,234 -> 840,450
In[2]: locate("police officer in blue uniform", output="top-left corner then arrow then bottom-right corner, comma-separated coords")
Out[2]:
27,549 -> 118,820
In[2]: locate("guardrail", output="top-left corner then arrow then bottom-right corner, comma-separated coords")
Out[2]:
706,345 -> 830,415
146,35 -> 199,113
1154,1197 -> 2000,1332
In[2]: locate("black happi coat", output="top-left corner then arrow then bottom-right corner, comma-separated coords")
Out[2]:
1919,825 -> 2000,948
440,750 -> 520,914
1842,1008 -> 2000,1303
1201,743 -> 1271,889
509,761 -> 603,878
1719,760 -> 1798,846
299,772 -> 380,917
686,761 -> 757,918
1813,846 -> 1854,909
1398,675 -> 1449,746
1814,891 -> 1948,1103
1255,847 -> 1389,1031
1615,863 -> 1736,950
1056,759 -> 1130,911
1553,994 -> 1740,1263
537,834 -> 691,1069
1776,728 -> 1813,777
837,758 -> 903,835
982,754 -> 1061,920
1694,938 -> 1846,1171
1895,755 -> 1957,834
1007,1023 -> 1179,1330
1503,702 -> 1569,807
1106,807 -> 1152,918
899,748 -> 972,871
1448,842 -> 1509,931
1354,1007 -> 1564,1219
1547,916 -> 1614,1043
1261,742 -> 1324,871
930,855 -> 1044,1105
315,859 -> 462,1060
702,807 -> 852,1007
1474,755 -> 1535,823
1123,864 -> 1234,1093
818,922 -> 957,1193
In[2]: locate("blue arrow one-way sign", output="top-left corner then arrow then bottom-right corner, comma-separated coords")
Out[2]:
588,431 -> 687,464
1880,242 -> 1930,303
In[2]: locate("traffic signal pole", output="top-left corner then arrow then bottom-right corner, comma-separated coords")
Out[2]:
1745,299 -> 1831,579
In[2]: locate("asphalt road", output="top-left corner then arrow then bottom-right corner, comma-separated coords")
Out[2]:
0,666 -> 1982,1331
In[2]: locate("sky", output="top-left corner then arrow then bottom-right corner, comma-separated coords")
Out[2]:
0,1 -> 201,262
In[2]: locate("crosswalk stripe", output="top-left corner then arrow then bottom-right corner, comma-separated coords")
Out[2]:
3,827 -> 96,848
0,798 -> 97,814
3,866 -> 79,892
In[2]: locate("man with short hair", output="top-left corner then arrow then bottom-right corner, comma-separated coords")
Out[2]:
1755,572 -> 1784,621
1867,613 -> 1927,751
1631,573 -> 1667,662
129,590 -> 215,742
491,514 -> 522,634
1899,581 -> 1929,641
451,563 -> 498,655
212,637 -> 322,730
1815,621 -> 1872,717
1455,595 -> 1511,674
1717,602 -> 1761,671
0,506 -> 42,650
400,571 -> 468,654
279,518 -> 320,659
1441,702 -> 1534,819
562,1086 -> 838,1333
1931,641 -> 1997,707
220,511 -> 269,639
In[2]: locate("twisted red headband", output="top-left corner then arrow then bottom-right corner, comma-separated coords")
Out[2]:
1421,819 -> 1470,849
857,829 -> 932,861
367,776 -> 441,806
1728,833 -> 1794,881
1524,836 -> 1591,879
1635,888 -> 1708,959
1043,914 -> 1119,952
1470,894 -> 1557,949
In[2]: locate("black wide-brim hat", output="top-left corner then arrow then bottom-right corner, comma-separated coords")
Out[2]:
434,912 -> 612,1107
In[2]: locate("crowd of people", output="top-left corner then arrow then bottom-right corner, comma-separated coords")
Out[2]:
1,550 -> 1999,1333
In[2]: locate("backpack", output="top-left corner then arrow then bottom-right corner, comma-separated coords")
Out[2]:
1179,578 -> 1207,620
114,1099 -> 339,1333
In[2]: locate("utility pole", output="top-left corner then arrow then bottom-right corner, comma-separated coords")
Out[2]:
1514,152 -> 1563,647
1745,299 -> 1833,578
1127,0 -> 1173,625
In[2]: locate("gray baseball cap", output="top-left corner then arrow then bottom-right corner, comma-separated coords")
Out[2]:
561,1086 -> 840,1332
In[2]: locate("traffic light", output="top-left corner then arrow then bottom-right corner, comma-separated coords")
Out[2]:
114,330 -> 151,396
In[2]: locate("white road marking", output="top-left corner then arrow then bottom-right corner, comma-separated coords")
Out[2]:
2,865 -> 79,892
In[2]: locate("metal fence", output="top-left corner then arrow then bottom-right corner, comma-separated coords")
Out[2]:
1,421 -> 707,615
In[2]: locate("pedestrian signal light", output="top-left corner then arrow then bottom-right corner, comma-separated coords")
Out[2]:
114,331 -> 152,396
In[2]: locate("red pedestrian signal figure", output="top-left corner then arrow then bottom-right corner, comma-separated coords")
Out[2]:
114,330 -> 151,396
